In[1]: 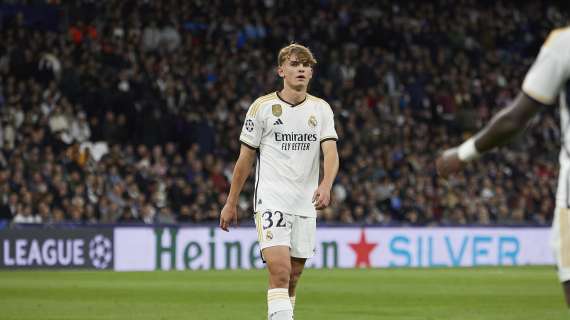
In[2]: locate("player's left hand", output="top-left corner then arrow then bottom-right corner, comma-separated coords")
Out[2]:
312,183 -> 331,210
436,147 -> 464,178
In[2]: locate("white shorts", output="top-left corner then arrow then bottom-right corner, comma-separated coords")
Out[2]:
254,210 -> 316,259
551,207 -> 570,282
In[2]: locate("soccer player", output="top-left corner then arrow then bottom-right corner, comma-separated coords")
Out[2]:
436,27 -> 570,308
219,43 -> 339,320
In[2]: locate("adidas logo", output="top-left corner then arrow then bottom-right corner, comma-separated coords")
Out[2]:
273,118 -> 284,125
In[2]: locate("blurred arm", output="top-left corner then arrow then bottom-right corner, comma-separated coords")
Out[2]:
436,92 -> 547,178
473,92 -> 546,152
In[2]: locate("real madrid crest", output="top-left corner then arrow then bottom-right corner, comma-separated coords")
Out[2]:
272,104 -> 282,117
308,115 -> 317,128
266,230 -> 273,240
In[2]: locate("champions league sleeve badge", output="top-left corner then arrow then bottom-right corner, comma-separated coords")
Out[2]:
245,119 -> 255,132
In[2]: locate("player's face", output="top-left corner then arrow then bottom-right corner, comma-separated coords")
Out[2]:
279,55 -> 313,90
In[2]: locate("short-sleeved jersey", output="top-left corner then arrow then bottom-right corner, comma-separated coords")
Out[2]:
239,92 -> 338,217
522,27 -> 570,207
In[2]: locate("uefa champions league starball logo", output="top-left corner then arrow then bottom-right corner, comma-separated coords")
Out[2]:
89,234 -> 113,269
245,119 -> 255,132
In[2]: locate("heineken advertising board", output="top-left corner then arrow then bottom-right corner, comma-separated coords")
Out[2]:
113,227 -> 555,271
0,227 -> 554,270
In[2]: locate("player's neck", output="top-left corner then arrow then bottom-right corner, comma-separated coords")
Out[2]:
279,86 -> 307,105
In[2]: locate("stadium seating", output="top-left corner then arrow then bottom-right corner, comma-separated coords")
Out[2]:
0,0 -> 565,225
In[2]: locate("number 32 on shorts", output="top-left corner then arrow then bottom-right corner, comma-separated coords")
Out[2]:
262,210 -> 287,229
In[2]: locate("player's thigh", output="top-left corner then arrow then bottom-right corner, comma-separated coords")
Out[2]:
289,214 -> 316,259
551,207 -> 570,282
263,245 -> 291,287
263,246 -> 292,271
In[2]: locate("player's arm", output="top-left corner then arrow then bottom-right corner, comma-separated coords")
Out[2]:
313,140 -> 339,210
437,28 -> 568,178
222,97 -> 265,231
220,144 -> 257,231
436,93 -> 545,178
473,93 -> 544,151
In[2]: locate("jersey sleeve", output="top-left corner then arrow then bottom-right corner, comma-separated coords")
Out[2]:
522,28 -> 570,105
320,101 -> 338,142
239,100 -> 265,149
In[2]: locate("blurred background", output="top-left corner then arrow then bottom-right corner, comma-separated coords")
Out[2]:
0,0 -> 568,227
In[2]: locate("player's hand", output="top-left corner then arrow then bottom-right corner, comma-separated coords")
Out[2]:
312,183 -> 331,210
219,204 -> 238,232
436,147 -> 464,178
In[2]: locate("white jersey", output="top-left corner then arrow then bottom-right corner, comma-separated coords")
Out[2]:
239,92 -> 338,217
522,27 -> 570,207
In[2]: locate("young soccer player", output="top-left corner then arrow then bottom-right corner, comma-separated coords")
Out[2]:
220,43 -> 339,319
436,27 -> 570,308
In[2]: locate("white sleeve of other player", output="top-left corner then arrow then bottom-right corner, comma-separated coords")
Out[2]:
320,101 -> 338,142
522,28 -> 570,105
239,102 -> 265,148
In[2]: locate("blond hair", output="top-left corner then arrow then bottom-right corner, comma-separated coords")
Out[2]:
277,43 -> 317,67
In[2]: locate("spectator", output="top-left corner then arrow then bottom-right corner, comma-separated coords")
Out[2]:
0,193 -> 18,220
13,204 -> 41,224
0,0 -> 564,226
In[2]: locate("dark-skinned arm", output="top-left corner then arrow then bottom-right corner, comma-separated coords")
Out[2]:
436,92 -> 547,177
474,93 -> 545,152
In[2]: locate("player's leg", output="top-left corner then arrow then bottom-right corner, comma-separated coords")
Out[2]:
255,211 -> 294,320
263,246 -> 294,320
264,246 -> 292,288
564,281 -> 570,307
289,257 -> 307,310
288,214 -> 317,313
551,207 -> 570,308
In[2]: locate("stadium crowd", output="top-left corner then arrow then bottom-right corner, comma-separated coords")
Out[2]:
0,0 -> 566,226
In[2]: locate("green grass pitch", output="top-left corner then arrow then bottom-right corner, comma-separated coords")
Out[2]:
0,266 -> 567,320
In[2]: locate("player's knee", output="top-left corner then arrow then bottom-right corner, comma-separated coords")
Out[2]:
290,268 -> 303,284
271,272 -> 290,287
269,265 -> 291,287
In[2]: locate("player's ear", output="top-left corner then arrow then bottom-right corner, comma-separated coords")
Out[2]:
277,66 -> 284,78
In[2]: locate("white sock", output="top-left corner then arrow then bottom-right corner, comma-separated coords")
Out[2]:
267,288 -> 293,320
290,296 -> 296,310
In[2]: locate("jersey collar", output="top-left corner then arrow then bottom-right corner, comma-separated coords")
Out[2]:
276,91 -> 307,108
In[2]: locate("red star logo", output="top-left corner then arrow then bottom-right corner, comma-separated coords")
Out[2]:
349,229 -> 378,268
